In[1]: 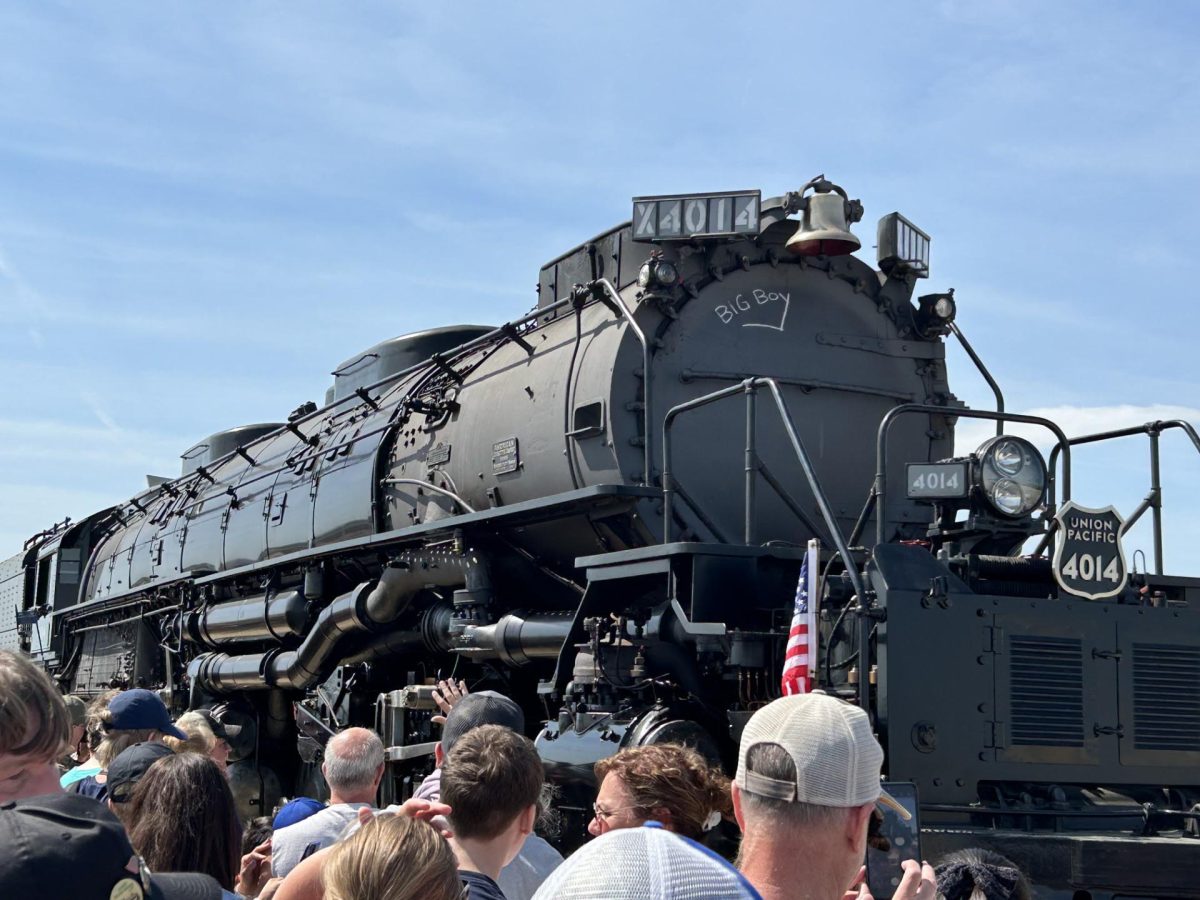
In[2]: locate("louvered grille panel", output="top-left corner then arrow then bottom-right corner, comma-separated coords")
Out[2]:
1133,643 -> 1200,751
1009,636 -> 1084,746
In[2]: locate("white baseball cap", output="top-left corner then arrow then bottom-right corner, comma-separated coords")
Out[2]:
735,693 -> 910,820
531,824 -> 762,899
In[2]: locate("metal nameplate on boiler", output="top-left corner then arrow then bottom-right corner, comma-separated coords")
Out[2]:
426,442 -> 451,467
492,437 -> 520,475
906,462 -> 969,499
632,190 -> 760,241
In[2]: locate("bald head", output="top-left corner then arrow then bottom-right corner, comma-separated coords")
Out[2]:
323,727 -> 385,802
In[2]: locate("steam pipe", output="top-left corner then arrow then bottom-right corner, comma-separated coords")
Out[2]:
189,552 -> 492,693
456,611 -> 575,665
341,602 -> 456,665
188,590 -> 308,647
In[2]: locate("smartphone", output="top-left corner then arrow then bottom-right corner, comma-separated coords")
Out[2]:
865,781 -> 921,900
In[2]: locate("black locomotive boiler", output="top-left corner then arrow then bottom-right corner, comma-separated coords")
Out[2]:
4,177 -> 1199,898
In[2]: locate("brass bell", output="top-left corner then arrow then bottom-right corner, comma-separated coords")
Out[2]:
785,182 -> 862,257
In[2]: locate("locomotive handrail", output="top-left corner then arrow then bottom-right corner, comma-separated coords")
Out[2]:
589,279 -> 653,486
662,377 -> 873,709
149,293 -> 586,509
873,406 -> 1073,547
152,282 -> 651,523
948,322 -> 1005,437
133,291 -> 612,523
1033,419 -> 1200,573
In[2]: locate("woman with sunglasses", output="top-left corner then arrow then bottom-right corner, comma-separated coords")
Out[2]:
588,743 -> 733,841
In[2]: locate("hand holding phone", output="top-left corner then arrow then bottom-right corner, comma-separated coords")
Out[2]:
865,781 -> 921,900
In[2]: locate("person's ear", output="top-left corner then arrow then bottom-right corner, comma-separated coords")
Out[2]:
845,803 -> 874,854
650,807 -> 674,830
518,803 -> 537,836
731,783 -> 747,833
373,762 -> 385,786
434,744 -> 444,767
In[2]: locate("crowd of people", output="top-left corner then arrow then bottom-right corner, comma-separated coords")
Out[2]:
0,650 -> 1033,900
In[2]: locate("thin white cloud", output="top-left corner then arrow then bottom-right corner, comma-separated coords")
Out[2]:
0,483 -> 124,555
78,391 -> 122,434
0,416 -> 186,470
955,404 -> 1200,455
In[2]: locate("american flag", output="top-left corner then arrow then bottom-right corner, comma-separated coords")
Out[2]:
781,539 -> 819,696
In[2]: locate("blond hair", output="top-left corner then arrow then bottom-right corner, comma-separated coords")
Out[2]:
164,711 -> 216,755
0,650 -> 70,761
323,814 -> 462,900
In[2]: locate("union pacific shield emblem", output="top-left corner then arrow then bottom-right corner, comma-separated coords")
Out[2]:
1052,501 -> 1127,600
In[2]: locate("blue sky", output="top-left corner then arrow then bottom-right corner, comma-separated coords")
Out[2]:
2,2 -> 1199,573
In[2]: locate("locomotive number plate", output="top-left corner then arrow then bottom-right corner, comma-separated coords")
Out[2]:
632,190 -> 760,241
906,462 -> 968,499
1052,501 -> 1127,600
492,437 -> 520,475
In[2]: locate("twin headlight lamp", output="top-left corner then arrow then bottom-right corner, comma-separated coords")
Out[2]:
638,256 -> 678,289
907,435 -> 1048,519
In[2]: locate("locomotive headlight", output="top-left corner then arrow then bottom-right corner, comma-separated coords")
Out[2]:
877,212 -> 930,278
976,436 -> 1047,518
990,439 -> 1025,476
638,258 -> 678,289
988,478 -> 1025,515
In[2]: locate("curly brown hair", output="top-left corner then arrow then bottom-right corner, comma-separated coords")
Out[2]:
594,743 -> 733,840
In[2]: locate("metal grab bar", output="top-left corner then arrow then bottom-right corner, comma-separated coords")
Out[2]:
1036,420 -> 1200,573
661,377 -> 873,710
948,322 -> 1005,437
589,279 -> 653,486
873,406 -> 1072,547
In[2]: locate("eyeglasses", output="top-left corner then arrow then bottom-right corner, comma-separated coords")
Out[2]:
591,802 -> 644,822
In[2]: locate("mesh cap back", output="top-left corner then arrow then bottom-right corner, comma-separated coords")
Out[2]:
440,691 -> 525,752
735,693 -> 884,808
531,824 -> 762,900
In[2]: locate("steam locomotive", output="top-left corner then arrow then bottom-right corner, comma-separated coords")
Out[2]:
3,177 -> 1198,898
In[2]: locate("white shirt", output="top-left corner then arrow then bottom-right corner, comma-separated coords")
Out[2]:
269,802 -> 374,878
498,834 -> 563,900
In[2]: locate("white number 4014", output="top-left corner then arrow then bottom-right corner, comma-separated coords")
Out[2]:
1060,553 -> 1121,583
912,472 -> 959,490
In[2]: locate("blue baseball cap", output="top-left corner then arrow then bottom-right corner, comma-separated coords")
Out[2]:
273,797 -> 324,830
107,689 -> 187,740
